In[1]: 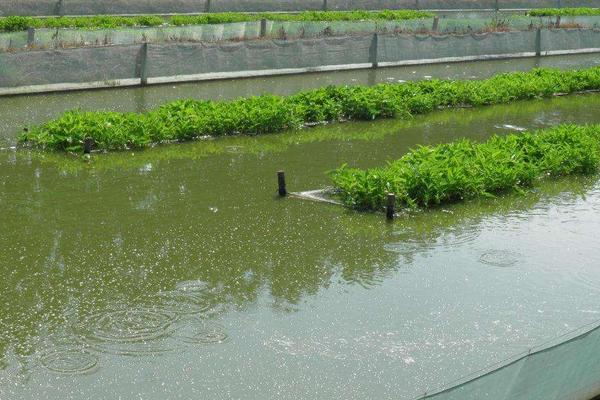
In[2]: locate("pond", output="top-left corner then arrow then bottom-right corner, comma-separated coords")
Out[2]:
1,63 -> 600,399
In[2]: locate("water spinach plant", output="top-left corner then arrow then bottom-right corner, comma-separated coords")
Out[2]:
330,124 -> 600,210
0,10 -> 432,32
527,8 -> 600,17
18,66 -> 600,153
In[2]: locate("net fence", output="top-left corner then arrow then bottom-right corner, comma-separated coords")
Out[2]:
1,0 -> 599,16
418,320 -> 600,400
2,28 -> 600,93
2,15 -> 600,52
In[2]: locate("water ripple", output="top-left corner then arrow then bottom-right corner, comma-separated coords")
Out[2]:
385,226 -> 479,256
479,250 -> 521,268
73,308 -> 178,356
152,289 -> 212,316
40,349 -> 98,375
178,320 -> 229,345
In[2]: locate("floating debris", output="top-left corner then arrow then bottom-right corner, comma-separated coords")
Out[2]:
289,188 -> 342,205
494,124 -> 528,132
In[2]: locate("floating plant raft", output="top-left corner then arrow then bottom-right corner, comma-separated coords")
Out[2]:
330,124 -> 600,211
18,66 -> 600,153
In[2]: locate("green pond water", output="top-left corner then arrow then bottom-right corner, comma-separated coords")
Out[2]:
1,63 -> 600,399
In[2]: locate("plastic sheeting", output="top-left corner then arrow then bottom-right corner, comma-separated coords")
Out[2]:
1,0 -> 600,16
377,30 -> 537,62
0,31 -> 27,51
542,28 -> 600,53
2,15 -> 600,52
145,35 -> 374,77
419,322 -> 600,400
29,22 -> 263,50
0,45 -> 141,87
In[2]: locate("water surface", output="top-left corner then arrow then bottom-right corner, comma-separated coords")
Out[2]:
1,91 -> 600,399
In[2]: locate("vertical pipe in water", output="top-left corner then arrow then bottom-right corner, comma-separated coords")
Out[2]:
83,138 -> 94,154
278,171 -> 287,197
386,194 -> 396,221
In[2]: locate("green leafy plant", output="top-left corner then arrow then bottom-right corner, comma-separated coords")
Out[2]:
18,66 -> 600,152
527,7 -> 600,17
0,10 -> 432,33
330,124 -> 600,210
0,16 -> 31,32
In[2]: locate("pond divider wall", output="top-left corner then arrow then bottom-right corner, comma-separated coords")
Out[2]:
2,28 -> 600,96
1,0 -> 599,16
418,320 -> 600,400
3,16 -> 600,52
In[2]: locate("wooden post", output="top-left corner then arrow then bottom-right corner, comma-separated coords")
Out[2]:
494,0 -> 499,11
386,193 -> 396,221
205,0 -> 211,13
415,0 -> 420,10
369,33 -> 378,68
432,17 -> 439,32
556,15 -> 561,28
323,0 -> 328,11
138,42 -> 148,86
277,171 -> 287,197
55,0 -> 64,16
83,138 -> 94,154
260,19 -> 267,38
27,28 -> 35,47
535,28 -> 541,57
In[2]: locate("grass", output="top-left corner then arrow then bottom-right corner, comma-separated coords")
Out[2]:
18,66 -> 600,153
0,11 -> 432,33
330,124 -> 600,210
527,8 -> 600,17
